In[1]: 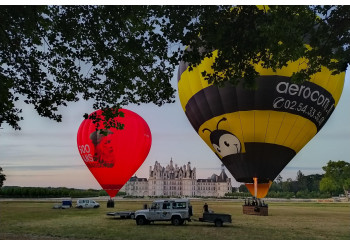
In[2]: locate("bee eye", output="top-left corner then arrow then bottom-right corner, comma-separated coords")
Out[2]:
224,141 -> 230,147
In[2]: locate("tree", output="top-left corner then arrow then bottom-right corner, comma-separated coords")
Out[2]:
0,167 -> 6,187
270,174 -> 283,192
319,177 -> 339,196
304,174 -> 323,192
320,160 -> 350,198
0,6 -> 176,130
238,184 -> 248,193
282,178 -> 293,192
296,170 -> 308,191
1,6 -> 349,130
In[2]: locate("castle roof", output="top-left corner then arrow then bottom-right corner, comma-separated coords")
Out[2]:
129,176 -> 147,182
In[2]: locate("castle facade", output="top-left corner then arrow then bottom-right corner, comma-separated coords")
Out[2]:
123,158 -> 232,197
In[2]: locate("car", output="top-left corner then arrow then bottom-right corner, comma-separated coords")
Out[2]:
76,199 -> 100,209
134,199 -> 192,226
52,200 -> 72,209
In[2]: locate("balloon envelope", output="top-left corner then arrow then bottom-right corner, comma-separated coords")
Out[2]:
77,109 -> 152,197
178,50 -> 345,197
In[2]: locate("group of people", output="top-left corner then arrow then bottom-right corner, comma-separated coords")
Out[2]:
203,198 -> 267,213
244,197 -> 268,207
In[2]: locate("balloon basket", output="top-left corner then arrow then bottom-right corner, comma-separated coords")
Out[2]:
107,199 -> 115,208
242,198 -> 268,216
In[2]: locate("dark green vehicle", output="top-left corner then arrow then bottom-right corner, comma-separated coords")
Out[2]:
199,212 -> 232,227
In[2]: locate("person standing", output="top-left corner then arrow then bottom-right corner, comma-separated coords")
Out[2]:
203,203 -> 209,213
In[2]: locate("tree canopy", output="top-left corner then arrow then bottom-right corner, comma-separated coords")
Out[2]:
319,160 -> 350,197
1,5 -> 349,130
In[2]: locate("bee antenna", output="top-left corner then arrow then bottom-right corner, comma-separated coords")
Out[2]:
202,128 -> 212,134
217,117 -> 227,130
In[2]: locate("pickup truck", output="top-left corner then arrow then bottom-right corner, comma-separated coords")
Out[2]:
134,199 -> 193,226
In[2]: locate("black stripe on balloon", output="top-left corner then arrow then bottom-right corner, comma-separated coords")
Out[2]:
184,76 -> 335,132
222,142 -> 296,183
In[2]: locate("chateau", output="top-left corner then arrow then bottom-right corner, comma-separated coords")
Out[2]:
123,159 -> 232,197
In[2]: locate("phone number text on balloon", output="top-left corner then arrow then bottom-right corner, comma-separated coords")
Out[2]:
273,97 -> 328,126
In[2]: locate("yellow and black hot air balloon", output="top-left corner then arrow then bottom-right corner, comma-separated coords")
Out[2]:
178,50 -> 345,198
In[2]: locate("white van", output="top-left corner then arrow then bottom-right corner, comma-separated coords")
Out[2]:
76,199 -> 100,209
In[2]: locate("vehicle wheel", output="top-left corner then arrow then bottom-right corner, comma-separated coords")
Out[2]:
214,219 -> 223,227
130,214 -> 135,219
171,216 -> 182,226
77,205 -> 83,209
136,216 -> 148,225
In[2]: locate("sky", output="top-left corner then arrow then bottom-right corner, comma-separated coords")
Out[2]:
1,66 -> 349,189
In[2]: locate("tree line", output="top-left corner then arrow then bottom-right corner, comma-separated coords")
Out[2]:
234,173 -> 328,199
236,160 -> 350,199
266,172 -> 328,199
0,186 -> 125,198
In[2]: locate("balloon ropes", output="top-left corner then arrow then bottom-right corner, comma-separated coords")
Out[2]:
77,109 -> 152,198
177,49 -> 345,198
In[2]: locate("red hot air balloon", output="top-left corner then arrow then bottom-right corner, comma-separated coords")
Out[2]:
77,108 -> 152,198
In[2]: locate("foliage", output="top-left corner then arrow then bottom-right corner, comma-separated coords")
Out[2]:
0,167 -> 6,187
319,160 -> 350,196
0,6 -> 177,130
275,173 -> 325,198
1,6 -> 349,130
238,171 -> 326,198
238,184 -> 249,193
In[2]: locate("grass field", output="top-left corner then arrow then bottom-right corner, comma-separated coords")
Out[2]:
0,198 -> 349,240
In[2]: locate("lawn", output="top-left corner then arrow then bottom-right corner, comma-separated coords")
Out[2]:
0,198 -> 349,240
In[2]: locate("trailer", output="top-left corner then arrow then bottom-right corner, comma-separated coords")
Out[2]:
106,211 -> 135,219
198,212 -> 232,227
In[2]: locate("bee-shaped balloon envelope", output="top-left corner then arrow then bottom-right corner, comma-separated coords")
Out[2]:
178,50 -> 345,198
